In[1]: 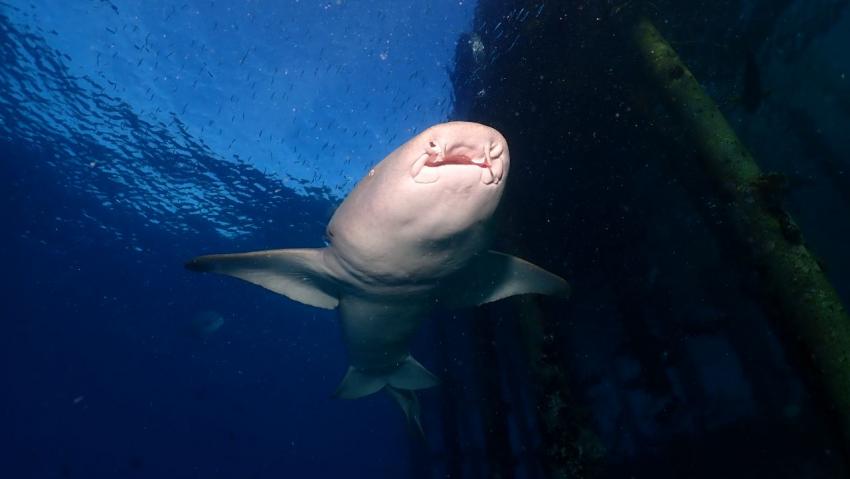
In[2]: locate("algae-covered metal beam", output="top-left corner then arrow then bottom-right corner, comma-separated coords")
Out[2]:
513,296 -> 603,479
632,17 -> 850,455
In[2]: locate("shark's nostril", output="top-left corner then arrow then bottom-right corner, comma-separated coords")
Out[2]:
490,142 -> 504,158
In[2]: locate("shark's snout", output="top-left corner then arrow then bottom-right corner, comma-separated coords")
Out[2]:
410,125 -> 508,185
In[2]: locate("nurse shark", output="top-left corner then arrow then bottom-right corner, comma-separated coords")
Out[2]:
186,121 -> 569,431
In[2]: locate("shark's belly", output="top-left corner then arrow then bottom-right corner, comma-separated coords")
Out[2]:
337,294 -> 430,372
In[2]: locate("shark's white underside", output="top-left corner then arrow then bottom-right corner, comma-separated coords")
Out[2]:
186,122 -> 569,432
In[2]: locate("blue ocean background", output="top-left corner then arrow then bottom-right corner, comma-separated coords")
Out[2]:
2,1 -> 474,476
5,0 -> 850,478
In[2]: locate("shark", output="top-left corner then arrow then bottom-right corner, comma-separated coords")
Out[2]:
185,121 -> 569,431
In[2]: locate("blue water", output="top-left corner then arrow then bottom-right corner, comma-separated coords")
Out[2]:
1,1 -> 474,477
7,0 -> 850,477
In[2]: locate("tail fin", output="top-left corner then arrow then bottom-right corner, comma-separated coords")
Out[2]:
333,355 -> 438,433
386,386 -> 424,438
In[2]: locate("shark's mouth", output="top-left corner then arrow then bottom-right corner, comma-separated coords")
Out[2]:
411,141 -> 505,185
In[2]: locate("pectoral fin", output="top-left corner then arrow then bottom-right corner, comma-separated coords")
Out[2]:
440,250 -> 570,308
185,248 -> 339,309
